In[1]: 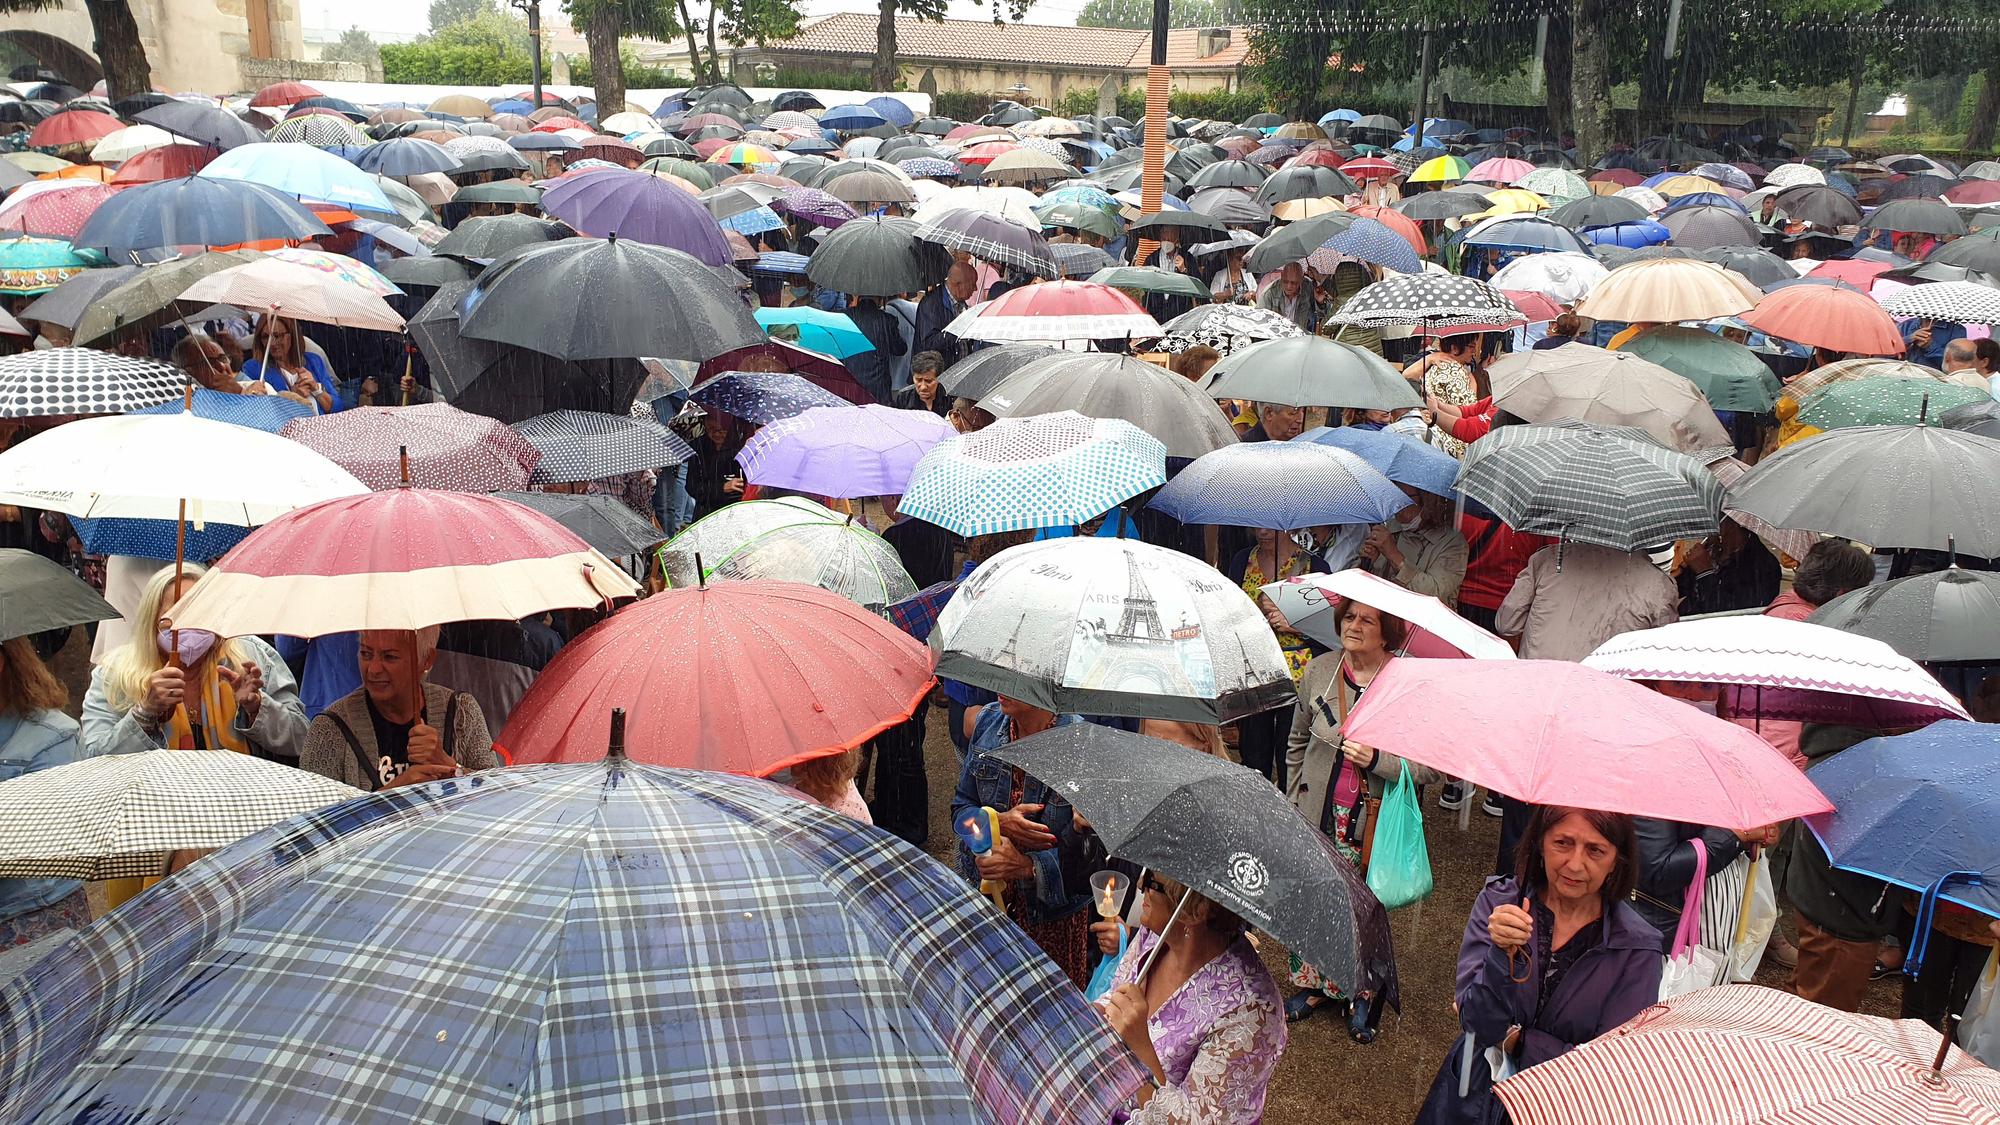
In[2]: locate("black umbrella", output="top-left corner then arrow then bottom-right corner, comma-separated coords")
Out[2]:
488,491 -> 666,557
1350,113 -> 1402,134
1862,198 -> 1967,237
1245,212 -> 1356,273
0,547 -> 117,643
112,92 -> 175,118
1395,192 -> 1490,222
1875,173 -> 1957,202
771,90 -> 823,112
1186,188 -> 1270,227
1925,229 -> 2000,273
72,176 -> 330,260
1548,194 -> 1650,230
1662,204 -> 1761,249
991,724 -> 1399,1008
460,236 -> 763,363
1186,159 -> 1269,191
292,95 -> 368,121
353,137 -> 462,177
936,342 -> 1062,399
1774,184 -> 1862,228
1091,165 -> 1186,197
913,116 -> 957,136
410,280 -> 649,423
134,101 -> 264,148
17,266 -> 140,330
0,100 -> 49,126
1702,246 -> 1793,287
1727,425 -> 2000,555
806,216 -> 952,298
1808,565 -> 2000,663
430,217 -> 569,261
1254,165 -> 1359,204
1127,209 -> 1228,241
377,255 -> 474,289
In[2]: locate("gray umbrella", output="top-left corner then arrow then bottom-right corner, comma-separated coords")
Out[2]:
1459,422 -> 1724,551
71,250 -> 262,345
1725,424 -> 2000,555
1186,159 -> 1269,191
1701,246 -> 1794,287
490,491 -> 667,557
1186,189 -> 1270,227
1773,184 -> 1862,228
979,352 -> 1238,459
1662,205 -> 1761,249
430,215 -> 569,260
18,266 -> 139,330
1862,198 -> 1967,237
1929,230 -> 2000,273
1245,212 -> 1356,274
411,280 -> 650,423
1396,192 -> 1492,221
1197,335 -> 1421,410
1808,566 -> 2000,663
0,548 -> 117,643
805,216 -> 952,298
72,177 -> 332,261
991,723 -> 1398,1007
936,343 -> 1062,399
1547,195 -> 1651,230
1941,398 -> 2000,439
376,255 -> 474,289
1049,242 -> 1115,279
1254,165 -> 1359,204
460,236 -> 763,362
135,101 -> 264,148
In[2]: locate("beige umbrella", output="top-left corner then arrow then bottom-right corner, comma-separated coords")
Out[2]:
981,148 -> 1073,185
1272,196 -> 1345,220
1013,117 -> 1083,138
1490,343 -> 1734,453
428,93 -> 494,119
1781,357 -> 1956,403
1575,258 -> 1760,323
181,257 -> 406,332
403,171 -> 457,208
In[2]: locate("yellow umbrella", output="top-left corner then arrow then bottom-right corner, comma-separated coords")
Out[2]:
2,152 -> 72,174
1272,196 -> 1346,220
1409,154 -> 1470,184
1480,188 -> 1549,215
1654,174 -> 1724,198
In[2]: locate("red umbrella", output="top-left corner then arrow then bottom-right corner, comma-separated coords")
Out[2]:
1740,282 -> 1905,355
697,341 -> 873,404
0,183 -> 119,240
530,116 -> 588,133
110,144 -> 219,184
576,136 -> 641,166
499,579 -> 935,776
692,137 -> 734,160
1590,168 -> 1645,187
1288,149 -> 1347,169
27,109 -> 122,149
1499,288 -> 1564,322
278,403 -> 542,492
1349,203 -> 1428,255
957,142 -> 1021,167
249,80 -> 322,108
1340,156 -> 1400,182
168,489 -> 641,639
674,112 -> 742,135
1807,258 -> 1897,287
1946,179 -> 2000,206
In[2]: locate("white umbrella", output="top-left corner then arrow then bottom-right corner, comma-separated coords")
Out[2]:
181,257 -> 405,331
910,185 -> 1042,227
89,124 -> 186,163
1489,251 -> 1610,304
0,750 -> 361,880
1262,568 -> 1518,660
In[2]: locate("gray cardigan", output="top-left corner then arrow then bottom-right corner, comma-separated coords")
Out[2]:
1286,652 -> 1442,831
299,681 -> 497,792
80,636 -> 307,762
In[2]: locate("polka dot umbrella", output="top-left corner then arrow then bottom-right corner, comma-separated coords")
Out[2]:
0,347 -> 183,418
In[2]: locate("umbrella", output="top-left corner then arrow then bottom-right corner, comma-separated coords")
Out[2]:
280,402 -> 542,492
1459,422 -> 1724,551
1797,376 -> 1987,430
1880,280 -> 2000,326
1244,212 -> 1356,273
1325,274 -> 1525,332
1488,345 -> 1733,453
1864,198 -> 1968,237
1809,566 -> 2000,663
822,168 -> 916,207
1660,204 -> 1761,248
704,519 -> 916,613
1547,194 -> 1651,229
1782,356 -> 1957,404
441,135 -> 531,174
1943,398 -> 2000,439
71,176 -> 331,258
1293,426 -> 1461,498
108,144 -> 220,185
1617,326 -> 1783,412
1198,335 -> 1421,410
1727,425 -> 2000,554
512,408 -> 692,483
265,113 -> 367,147
1087,265 -> 1209,299
754,306 -> 875,359
805,215 -> 952,297
1313,215 -> 1426,273
0,183 -> 115,240
914,209 -> 1057,278
350,136 -> 462,177
949,280 -> 1161,343
1700,245 -> 1795,288
249,79 -> 321,107
197,142 -> 394,213
69,249 -> 261,344
1458,215 -> 1591,255
1264,566 -> 1514,660
487,490 -> 664,557
428,214 -> 567,260
1155,303 -> 1305,356
1257,165 -> 1359,203
87,123 -> 176,163
1150,441 -> 1408,529
992,723 -> 1398,1006
657,495 -> 840,586
0,763 -> 1143,1124
1740,283 -> 1905,355
0,547 -> 116,642
0,347 -> 183,419
539,168 -> 732,265
931,536 -> 1293,723
935,342 -> 1062,399
124,387 -> 307,438
182,257 -> 404,331
1585,616 -> 1967,728
979,351 -> 1237,459
501,579 -> 932,775
1345,659 -> 1830,828
1495,985 -> 2000,1125
376,255 -> 472,289
451,180 -> 541,207
1774,183 -> 1863,228
25,108 -> 122,149
737,404 -> 954,498
16,266 -> 138,330
1487,252 -> 1609,304
1576,258 -> 1761,322
0,750 -> 360,880
897,411 -> 1166,537
0,235 -> 91,297
910,184 -> 1042,227
689,370 -> 848,425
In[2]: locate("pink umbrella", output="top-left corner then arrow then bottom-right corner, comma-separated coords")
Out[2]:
1342,658 -> 1833,829
280,402 -> 542,492
0,183 -> 119,240
1468,157 -> 1535,184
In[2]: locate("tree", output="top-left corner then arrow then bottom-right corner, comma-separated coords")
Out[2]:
0,0 -> 154,100
562,0 -> 683,119
429,0 -> 495,31
1570,0 -> 1612,162
323,26 -> 382,71
874,0 -> 1033,93
1969,68 -> 2000,150
1076,0 -> 1225,30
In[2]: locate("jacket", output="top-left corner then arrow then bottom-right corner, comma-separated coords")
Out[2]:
1630,819 -> 1746,938
1286,653 -> 1442,833
1255,283 -> 1322,332
1734,590 -> 1819,767
1369,522 -> 1469,605
1676,536 -> 1781,617
842,304 -> 905,405
1783,723 -> 1904,942
1417,878 -> 1664,1125
1495,543 -> 1678,662
80,636 -> 307,762
298,682 -> 498,792
1456,512 -> 1551,613
951,704 -> 1091,924
0,710 -> 83,922
913,284 -> 966,366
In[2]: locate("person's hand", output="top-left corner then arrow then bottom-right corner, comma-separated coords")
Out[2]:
217,660 -> 264,724
1734,824 -> 1780,847
722,475 -> 746,496
1101,983 -> 1152,1057
399,373 -> 418,397
976,834 -> 1034,881
142,666 -> 186,721
1501,1024 -> 1522,1055
1357,530 -> 1382,561
1366,525 -> 1404,569
997,803 -> 1057,851
1256,593 -> 1289,633
1912,322 -> 1932,348
292,373 -> 318,397
1684,539 -> 1715,574
1487,900 -> 1534,955
406,721 -> 450,769
1091,918 -> 1126,955
1340,738 -> 1376,768
359,376 -> 380,398
385,762 -> 457,789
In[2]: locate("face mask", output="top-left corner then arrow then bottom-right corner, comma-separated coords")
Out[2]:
157,627 -> 219,667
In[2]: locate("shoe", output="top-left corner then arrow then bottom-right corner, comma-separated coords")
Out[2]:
1437,782 -> 1467,811
1871,960 -> 1902,980
1284,991 -> 1338,1024
1764,933 -> 1798,970
1348,995 -> 1379,1044
1481,793 -> 1505,818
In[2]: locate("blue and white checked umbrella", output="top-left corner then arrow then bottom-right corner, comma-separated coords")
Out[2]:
898,157 -> 959,179
897,411 -> 1167,537
1150,441 -> 1409,530
751,250 -> 811,277
0,762 -> 1148,1122
1295,425 -> 1462,498
690,369 -> 849,425
1320,216 -> 1424,274
717,203 -> 786,235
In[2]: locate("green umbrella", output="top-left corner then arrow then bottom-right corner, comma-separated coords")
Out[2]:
0,236 -> 96,297
637,158 -> 719,189
1036,200 -> 1121,240
1618,326 -> 1784,412
452,181 -> 542,205
0,547 -> 117,643
73,250 -> 261,345
1087,265 -> 1210,299
1797,376 -> 1989,431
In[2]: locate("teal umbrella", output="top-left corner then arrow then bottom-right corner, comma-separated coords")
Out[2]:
0,236 -> 97,296
1619,326 -> 1784,412
1036,200 -> 1121,240
1797,376 -> 1988,431
753,306 -> 875,359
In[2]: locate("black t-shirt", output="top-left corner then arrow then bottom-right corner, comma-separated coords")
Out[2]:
365,695 -> 415,790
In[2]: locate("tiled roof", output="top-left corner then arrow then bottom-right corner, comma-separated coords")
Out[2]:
768,13 -> 1251,72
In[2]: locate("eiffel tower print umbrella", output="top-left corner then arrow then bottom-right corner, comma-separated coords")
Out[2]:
930,537 -> 1293,723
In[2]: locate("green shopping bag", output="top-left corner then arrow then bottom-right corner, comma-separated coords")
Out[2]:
1364,762 -> 1433,909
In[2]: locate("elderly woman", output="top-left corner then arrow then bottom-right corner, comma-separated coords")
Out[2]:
1283,597 -> 1441,1036
1362,486 -> 1468,604
0,634 -> 88,945
299,627 -> 497,792
1416,806 -> 1664,1125
1099,873 -> 1287,1123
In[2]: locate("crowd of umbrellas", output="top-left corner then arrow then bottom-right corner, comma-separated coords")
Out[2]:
0,72 -> 1993,1121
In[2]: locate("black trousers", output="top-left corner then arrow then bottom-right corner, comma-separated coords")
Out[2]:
1902,931 -> 1993,1026
1235,707 -> 1288,791
863,710 -> 929,849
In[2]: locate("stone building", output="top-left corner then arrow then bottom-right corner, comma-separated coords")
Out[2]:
0,0 -> 362,95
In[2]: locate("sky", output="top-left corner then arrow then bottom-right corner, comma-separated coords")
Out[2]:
312,0 -> 1088,36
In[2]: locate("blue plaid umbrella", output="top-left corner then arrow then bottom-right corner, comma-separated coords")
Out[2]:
717,204 -> 786,235
897,157 -> 959,179
1296,425 -> 1461,498
752,250 -> 812,276
691,369 -> 849,424
1150,441 -> 1409,529
897,411 -> 1167,537
0,762 -> 1147,1122
1320,216 -> 1424,274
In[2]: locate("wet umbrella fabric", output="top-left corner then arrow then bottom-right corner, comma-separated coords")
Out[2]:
657,496 -> 843,588
1199,335 -> 1421,410
428,214 -> 568,259
0,348 -> 184,419
1725,425 -> 2000,555
1151,442 -> 1407,529
538,169 -> 733,265
992,723 -> 1399,1007
896,411 -> 1166,538
281,403 -> 542,492
690,370 -> 849,425
979,352 -> 1237,459
409,280 -> 650,423
488,490 -> 666,557
737,404 -> 954,498
0,547 -> 116,643
512,409 -> 693,483
1458,422 -> 1725,551
1294,426 -> 1461,498
936,343 -> 1062,399
805,216 -> 952,297
706,521 -> 917,613
71,176 -> 330,259
1808,567 -> 2000,663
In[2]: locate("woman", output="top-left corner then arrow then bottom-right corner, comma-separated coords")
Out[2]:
1532,312 -> 1584,350
1224,528 -> 1328,788
952,695 -> 1093,986
240,315 -> 339,413
1403,335 -> 1481,458
1283,598 -> 1439,1036
787,747 -> 871,823
1362,486 -> 1468,605
300,628 -> 496,792
0,635 -> 88,946
1675,517 -> 1780,616
1098,873 -> 1287,1123
1209,247 -> 1257,305
1416,806 -> 1664,1125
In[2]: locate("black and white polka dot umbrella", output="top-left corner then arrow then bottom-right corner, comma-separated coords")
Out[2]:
0,347 -> 184,419
512,409 -> 695,484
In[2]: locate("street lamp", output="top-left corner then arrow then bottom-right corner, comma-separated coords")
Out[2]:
508,0 -> 545,107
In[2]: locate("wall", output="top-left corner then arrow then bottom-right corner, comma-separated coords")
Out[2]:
0,0 -> 309,94
744,49 -> 1234,108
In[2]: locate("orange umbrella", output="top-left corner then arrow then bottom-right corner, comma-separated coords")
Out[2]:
38,164 -> 114,183
1740,283 -> 1905,356
1349,203 -> 1427,255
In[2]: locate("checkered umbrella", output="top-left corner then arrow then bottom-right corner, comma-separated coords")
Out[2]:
914,208 -> 1059,277
511,408 -> 693,483
1458,421 -> 1725,550
0,750 -> 360,880
898,411 -> 1167,536
1325,273 -> 1527,331
1151,441 -> 1408,529
690,369 -> 849,425
1880,280 -> 2000,325
0,763 -> 1147,1123
281,402 -> 543,492
0,347 -> 184,418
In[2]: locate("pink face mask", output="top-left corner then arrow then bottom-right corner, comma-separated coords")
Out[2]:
157,627 -> 218,667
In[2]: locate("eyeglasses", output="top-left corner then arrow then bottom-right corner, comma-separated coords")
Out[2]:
1142,877 -> 1171,897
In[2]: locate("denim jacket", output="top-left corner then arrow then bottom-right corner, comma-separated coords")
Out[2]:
0,709 -> 84,922
951,704 -> 1091,925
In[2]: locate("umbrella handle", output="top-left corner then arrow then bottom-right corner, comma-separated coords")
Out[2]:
1134,887 -> 1192,985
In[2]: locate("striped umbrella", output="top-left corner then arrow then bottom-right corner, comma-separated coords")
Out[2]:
266,114 -> 368,148
897,411 -> 1166,536
1458,421 -> 1724,551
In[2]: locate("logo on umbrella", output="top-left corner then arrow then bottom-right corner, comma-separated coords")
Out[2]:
1227,851 -> 1268,897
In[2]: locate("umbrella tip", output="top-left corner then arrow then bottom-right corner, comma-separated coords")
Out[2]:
1920,392 -> 1931,425
606,707 -> 627,763
693,551 -> 706,589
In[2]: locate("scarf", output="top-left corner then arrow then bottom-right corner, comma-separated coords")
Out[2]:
163,662 -> 248,754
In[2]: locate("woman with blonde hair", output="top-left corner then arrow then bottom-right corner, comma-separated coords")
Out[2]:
240,314 -> 339,413
786,747 -> 872,823
0,634 -> 89,944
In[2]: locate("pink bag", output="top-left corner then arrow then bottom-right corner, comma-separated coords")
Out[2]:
1658,840 -> 1728,1000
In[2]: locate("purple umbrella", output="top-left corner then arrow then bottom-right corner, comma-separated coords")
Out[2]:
690,369 -> 849,425
778,186 -> 859,229
539,168 -> 732,265
737,404 -> 955,498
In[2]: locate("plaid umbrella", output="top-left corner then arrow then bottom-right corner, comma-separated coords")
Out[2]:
1797,376 -> 1988,430
1458,422 -> 1725,550
0,750 -> 360,880
511,409 -> 693,483
1050,242 -> 1115,278
1151,441 -> 1408,529
914,208 -> 1058,277
0,764 -> 1146,1123
281,402 -> 543,491
1326,273 -> 1526,331
1155,303 -> 1305,355
690,369 -> 848,424
0,347 -> 183,418
898,411 -> 1166,536
738,403 -> 955,498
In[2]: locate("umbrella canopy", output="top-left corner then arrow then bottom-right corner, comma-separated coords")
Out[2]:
914,208 -> 1057,278
657,495 -> 839,586
689,369 -> 848,425
1726,424 -> 2000,554
1740,282 -> 1905,355
72,176 -> 329,258
0,347 -> 183,418
935,342 -> 1062,399
1495,985 -> 2000,1125
1863,197 -> 1968,237
108,143 -> 220,185
485,490 -> 665,556
1547,194 -> 1651,229
805,215 -> 952,297
128,103 -> 255,150
1155,303 -> 1306,356
980,351 -> 1236,458
1459,422 -> 1724,550
0,750 -> 359,880
1809,566 -> 2000,663
1797,376 -> 1988,430
1264,567 -> 1514,660
0,235 -> 91,297
1782,356 -> 1958,404
428,213 -> 567,259
279,403 -> 542,491
1488,345 -> 1733,453
1660,203 -> 1761,248
737,404 -> 955,498
198,142 -> 394,213
993,723 -> 1399,1006
949,280 -> 1160,343
1150,441 -> 1408,529
931,536 -> 1292,723
1344,659 -> 1831,828
512,408 -> 692,483
1617,326 -> 1783,411
69,249 -> 261,343
539,168 -> 732,264
1088,265 -> 1208,299
1458,215 -> 1591,255
897,411 -> 1165,537
1198,335 -> 1421,410
1487,252 -> 1609,304
502,578 -> 932,775
0,546 -> 115,643
703,519 -> 916,613
1576,258 -> 1761,322
0,762 -> 1144,1123
1880,280 -> 2000,326
182,257 -> 404,331
754,306 -> 876,359
0,182 -> 116,240
1325,274 -> 1526,332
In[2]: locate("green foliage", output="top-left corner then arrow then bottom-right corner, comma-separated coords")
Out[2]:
771,66 -> 881,91
1172,86 -> 1268,120
427,0 -> 494,32
381,40 -> 534,84
1958,72 -> 1985,133
1076,0 -> 1229,29
322,27 -> 382,70
427,5 -> 532,50
569,48 -> 678,88
1055,87 -> 1146,118
930,90 -> 995,120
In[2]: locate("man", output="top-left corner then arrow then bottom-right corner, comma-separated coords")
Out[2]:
169,333 -> 257,395
915,264 -> 977,366
1943,337 -> 1981,377
894,351 -> 950,416
298,627 -> 498,792
1256,263 -> 1321,332
842,296 -> 906,406
1495,543 -> 1678,663
1903,318 -> 1967,368
1243,401 -> 1305,443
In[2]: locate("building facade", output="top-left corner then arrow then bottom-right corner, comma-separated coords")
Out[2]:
0,0 -> 362,95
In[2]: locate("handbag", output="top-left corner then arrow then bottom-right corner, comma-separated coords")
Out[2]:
1726,854 -> 1778,983
1960,947 -> 2000,1068
1365,762 -> 1434,909
1658,840 -> 1729,1000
